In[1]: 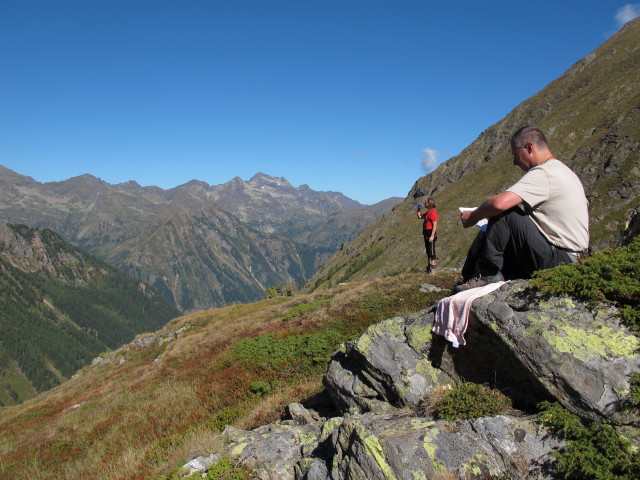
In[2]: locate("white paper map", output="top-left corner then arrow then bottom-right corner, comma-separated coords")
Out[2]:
459,207 -> 488,232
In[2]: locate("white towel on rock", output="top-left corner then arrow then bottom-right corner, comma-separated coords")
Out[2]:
432,282 -> 507,347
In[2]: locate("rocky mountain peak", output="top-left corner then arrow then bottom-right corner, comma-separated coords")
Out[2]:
248,172 -> 293,189
51,173 -> 106,186
115,180 -> 142,190
0,165 -> 39,187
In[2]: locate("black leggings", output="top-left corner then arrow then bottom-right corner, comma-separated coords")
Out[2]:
423,230 -> 437,261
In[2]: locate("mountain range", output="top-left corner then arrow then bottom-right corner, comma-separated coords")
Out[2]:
0,169 -> 401,311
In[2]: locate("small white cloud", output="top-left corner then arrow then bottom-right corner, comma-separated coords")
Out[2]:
421,148 -> 439,172
615,3 -> 640,27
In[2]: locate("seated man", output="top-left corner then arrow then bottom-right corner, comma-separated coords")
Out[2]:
456,126 -> 589,290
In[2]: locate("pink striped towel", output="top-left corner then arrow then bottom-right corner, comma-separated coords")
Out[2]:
432,282 -> 507,347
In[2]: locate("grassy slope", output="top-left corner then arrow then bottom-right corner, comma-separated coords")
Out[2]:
0,272 -> 453,480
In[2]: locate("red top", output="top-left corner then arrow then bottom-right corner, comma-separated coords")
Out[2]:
423,209 -> 438,231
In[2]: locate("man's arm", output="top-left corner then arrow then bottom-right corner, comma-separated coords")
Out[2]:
460,191 -> 522,228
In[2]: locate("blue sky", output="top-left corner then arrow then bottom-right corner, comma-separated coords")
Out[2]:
1,1 -> 638,204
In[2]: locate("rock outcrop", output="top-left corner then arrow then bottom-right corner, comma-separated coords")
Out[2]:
194,280 -> 639,479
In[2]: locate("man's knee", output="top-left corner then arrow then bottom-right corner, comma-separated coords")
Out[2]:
491,208 -> 542,244
493,207 -> 529,229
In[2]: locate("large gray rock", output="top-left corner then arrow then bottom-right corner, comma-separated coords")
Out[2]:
473,281 -> 640,423
222,410 -> 561,480
324,281 -> 640,424
323,310 -> 456,413
223,422 -> 323,480
328,412 -> 561,480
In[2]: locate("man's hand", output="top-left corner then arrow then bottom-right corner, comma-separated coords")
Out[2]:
460,210 -> 475,228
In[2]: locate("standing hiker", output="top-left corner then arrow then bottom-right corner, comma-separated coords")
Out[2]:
417,197 -> 438,273
455,126 -> 589,291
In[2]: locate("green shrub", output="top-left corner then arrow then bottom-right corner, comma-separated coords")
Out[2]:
626,373 -> 640,412
182,472 -> 202,480
433,382 -> 511,420
249,380 -> 271,396
538,401 -> 640,479
207,408 -> 243,432
264,282 -> 295,299
230,329 -> 343,376
281,298 -> 330,321
357,292 -> 401,312
205,457 -> 255,480
264,286 -> 279,299
531,236 -> 640,332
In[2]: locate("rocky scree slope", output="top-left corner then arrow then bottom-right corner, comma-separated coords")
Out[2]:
307,17 -> 640,291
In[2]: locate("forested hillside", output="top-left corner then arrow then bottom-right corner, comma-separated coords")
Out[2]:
0,224 -> 179,406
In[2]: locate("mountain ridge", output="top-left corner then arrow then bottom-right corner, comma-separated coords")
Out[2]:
0,168 -> 400,311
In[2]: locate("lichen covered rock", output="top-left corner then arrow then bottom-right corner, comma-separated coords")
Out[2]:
323,310 -> 456,413
223,422 -> 323,480
472,280 -> 640,423
328,413 -> 561,480
324,281 -> 640,424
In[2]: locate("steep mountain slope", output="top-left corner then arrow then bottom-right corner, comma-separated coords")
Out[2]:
0,170 -> 397,310
108,193 -> 308,311
306,18 -> 640,291
0,224 -> 179,406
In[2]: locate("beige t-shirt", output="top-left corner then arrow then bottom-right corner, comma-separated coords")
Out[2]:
507,159 -> 589,252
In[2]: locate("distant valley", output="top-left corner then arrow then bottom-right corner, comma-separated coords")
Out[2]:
0,169 -> 401,311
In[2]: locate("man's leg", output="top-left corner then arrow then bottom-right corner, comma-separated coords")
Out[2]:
461,230 -> 485,281
480,208 -> 571,279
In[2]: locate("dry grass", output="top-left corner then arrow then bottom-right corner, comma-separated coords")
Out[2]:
0,272 -> 450,479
